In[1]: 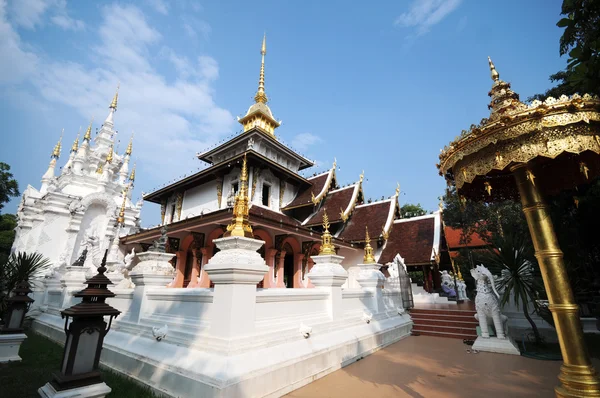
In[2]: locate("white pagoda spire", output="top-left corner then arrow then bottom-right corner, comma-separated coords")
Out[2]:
119,133 -> 133,184
74,119 -> 93,175
41,130 -> 63,194
62,128 -> 80,174
96,84 -> 119,148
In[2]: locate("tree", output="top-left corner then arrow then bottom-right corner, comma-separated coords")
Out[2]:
0,214 -> 17,265
400,203 -> 427,218
476,229 -> 544,344
0,252 -> 51,317
529,0 -> 600,101
0,162 -> 19,213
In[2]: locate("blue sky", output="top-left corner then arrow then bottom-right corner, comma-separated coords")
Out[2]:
0,0 -> 566,227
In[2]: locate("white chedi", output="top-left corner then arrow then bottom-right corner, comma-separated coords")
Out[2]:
471,264 -> 507,339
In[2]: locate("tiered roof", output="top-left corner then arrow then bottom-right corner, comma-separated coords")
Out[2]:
282,165 -> 336,210
338,198 -> 399,242
378,213 -> 441,265
303,181 -> 363,226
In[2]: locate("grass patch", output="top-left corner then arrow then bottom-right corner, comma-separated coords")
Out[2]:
0,331 -> 158,397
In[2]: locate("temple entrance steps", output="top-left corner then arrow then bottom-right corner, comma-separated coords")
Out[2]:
410,304 -> 478,339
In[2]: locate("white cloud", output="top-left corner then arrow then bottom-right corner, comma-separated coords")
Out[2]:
394,0 -> 462,36
290,133 -> 322,152
147,0 -> 168,15
8,0 -> 84,31
0,0 -> 39,83
2,2 -> 234,185
182,17 -> 211,40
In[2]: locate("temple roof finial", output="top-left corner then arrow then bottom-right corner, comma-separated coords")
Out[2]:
110,83 -> 119,110
83,117 -> 93,142
488,56 -> 500,82
129,162 -> 136,182
254,34 -> 268,104
52,129 -> 63,159
223,154 -> 254,237
125,132 -> 134,156
319,212 -> 336,255
71,128 -> 80,153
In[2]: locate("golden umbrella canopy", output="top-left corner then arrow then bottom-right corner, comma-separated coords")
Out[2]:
438,57 -> 600,201
437,57 -> 600,398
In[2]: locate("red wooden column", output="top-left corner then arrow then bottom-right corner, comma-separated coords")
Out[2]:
198,247 -> 212,288
293,253 -> 305,288
262,248 -> 278,288
275,250 -> 286,288
169,250 -> 186,288
186,248 -> 201,288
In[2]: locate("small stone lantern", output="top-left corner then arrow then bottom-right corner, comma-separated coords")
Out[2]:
39,250 -> 121,397
1,280 -> 35,334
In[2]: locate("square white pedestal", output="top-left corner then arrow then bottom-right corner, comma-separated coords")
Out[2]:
472,335 -> 521,355
0,333 -> 27,363
38,382 -> 111,398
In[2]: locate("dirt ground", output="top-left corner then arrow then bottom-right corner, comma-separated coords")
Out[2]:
286,335 -> 588,398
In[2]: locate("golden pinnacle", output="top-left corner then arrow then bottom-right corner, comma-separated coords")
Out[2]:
363,226 -> 376,264
319,212 -> 336,255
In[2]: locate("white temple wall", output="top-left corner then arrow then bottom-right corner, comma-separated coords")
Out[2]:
35,212 -> 70,265
255,289 -> 329,324
181,180 -> 219,219
70,203 -> 108,263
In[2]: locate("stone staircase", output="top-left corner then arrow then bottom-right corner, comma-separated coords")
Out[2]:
410,306 -> 478,339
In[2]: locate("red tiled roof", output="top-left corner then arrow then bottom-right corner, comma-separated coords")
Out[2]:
444,226 -> 489,249
379,217 -> 435,265
304,185 -> 357,226
338,200 -> 393,242
283,172 -> 330,209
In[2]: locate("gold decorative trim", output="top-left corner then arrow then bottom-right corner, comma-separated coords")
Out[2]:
175,191 -> 184,221
451,123 -> 600,188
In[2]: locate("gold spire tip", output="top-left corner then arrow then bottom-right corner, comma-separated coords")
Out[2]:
224,154 -> 253,237
319,211 -> 336,255
125,133 -> 133,156
363,226 -> 376,264
129,162 -> 136,182
488,56 -> 499,82
261,33 -> 266,55
51,130 -> 63,159
84,118 -> 93,142
109,83 -> 119,110
254,35 -> 268,104
71,130 -> 80,153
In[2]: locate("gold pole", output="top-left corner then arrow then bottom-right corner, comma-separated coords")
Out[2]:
512,164 -> 600,398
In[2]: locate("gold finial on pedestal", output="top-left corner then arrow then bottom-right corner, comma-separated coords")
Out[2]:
106,145 -> 114,164
254,34 -> 268,104
129,162 -> 136,182
488,56 -> 499,82
83,118 -> 93,142
71,128 -> 80,153
117,186 -> 129,225
125,133 -> 133,156
319,212 -> 336,255
110,83 -> 119,110
224,154 -> 254,238
363,227 -> 376,264
51,130 -> 63,159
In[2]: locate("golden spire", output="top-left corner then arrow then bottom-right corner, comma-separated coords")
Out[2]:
395,182 -> 400,197
71,128 -> 80,153
110,83 -> 119,110
83,117 -> 93,142
51,130 -> 63,159
224,154 -> 254,237
488,56 -> 500,82
96,163 -> 104,174
363,227 -> 376,264
129,162 -> 136,182
254,34 -> 268,104
125,133 -> 133,156
359,170 -> 365,184
319,212 -> 336,255
106,145 -> 114,164
117,186 -> 129,224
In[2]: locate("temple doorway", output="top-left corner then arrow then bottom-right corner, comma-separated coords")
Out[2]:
282,243 -> 294,288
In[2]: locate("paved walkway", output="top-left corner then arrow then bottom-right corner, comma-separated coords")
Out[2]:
286,335 -> 584,398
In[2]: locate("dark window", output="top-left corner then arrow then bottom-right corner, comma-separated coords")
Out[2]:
232,182 -> 239,194
262,184 -> 270,207
170,204 -> 176,223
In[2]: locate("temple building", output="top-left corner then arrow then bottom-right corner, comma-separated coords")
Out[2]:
11,87 -> 142,270
121,35 -> 445,290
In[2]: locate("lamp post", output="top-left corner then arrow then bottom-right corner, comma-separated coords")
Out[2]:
0,280 -> 34,363
1,280 -> 34,334
437,57 -> 600,397
39,250 -> 121,398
